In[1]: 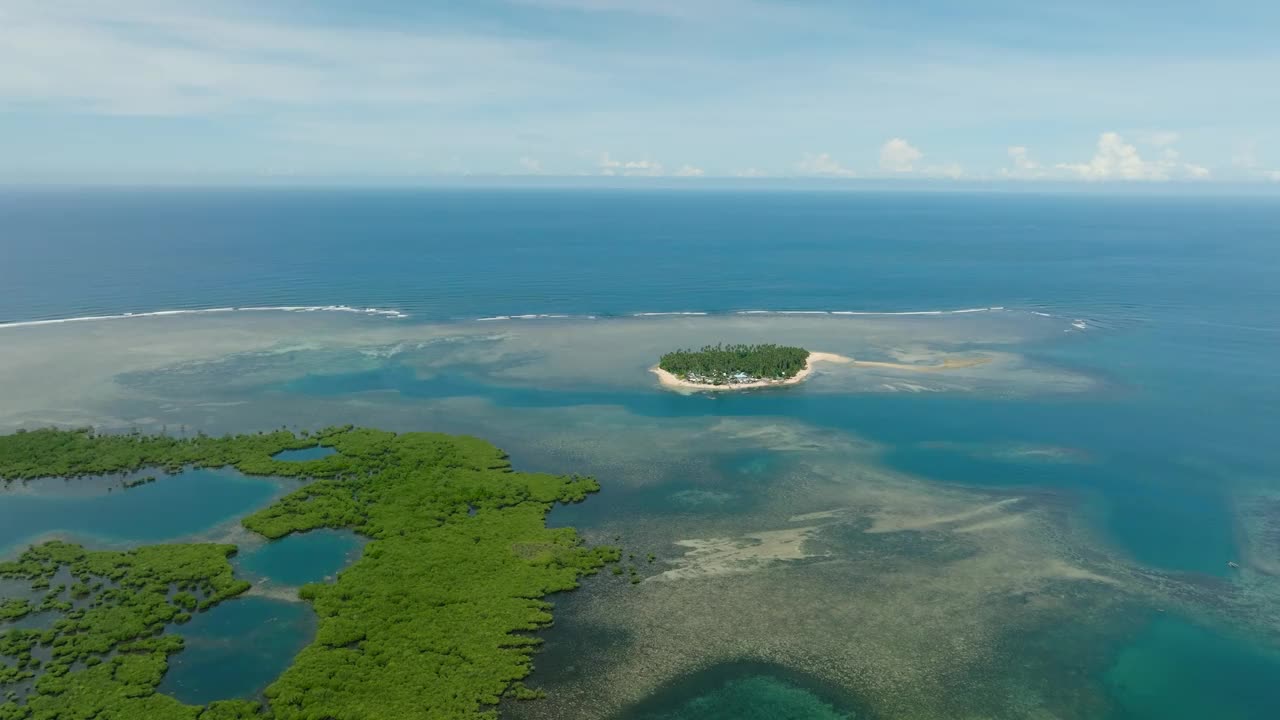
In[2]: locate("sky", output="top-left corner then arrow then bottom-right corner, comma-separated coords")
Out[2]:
2,0 -> 1279,185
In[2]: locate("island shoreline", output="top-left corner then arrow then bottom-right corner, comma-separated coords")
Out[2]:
650,351 -> 853,392
650,351 -> 991,392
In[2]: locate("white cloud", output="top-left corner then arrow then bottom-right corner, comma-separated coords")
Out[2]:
1266,171 -> 1280,182
1001,146 -> 1046,179
598,153 -> 664,176
0,0 -> 585,116
518,157 -> 544,174
879,138 -> 923,173
795,152 -> 856,177
1008,146 -> 1039,170
674,164 -> 705,177
1055,132 -> 1208,181
736,168 -> 768,178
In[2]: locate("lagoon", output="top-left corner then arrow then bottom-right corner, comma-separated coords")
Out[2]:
159,596 -> 318,705
235,529 -> 364,587
0,468 -> 285,556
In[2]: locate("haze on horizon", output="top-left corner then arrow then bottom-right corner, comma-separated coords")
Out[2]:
2,0 -> 1278,186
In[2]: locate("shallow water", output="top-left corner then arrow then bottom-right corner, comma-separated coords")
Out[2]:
271,446 -> 337,462
234,529 -> 363,586
620,662 -> 862,720
159,596 -> 317,705
1104,614 -> 1280,720
0,468 -> 285,555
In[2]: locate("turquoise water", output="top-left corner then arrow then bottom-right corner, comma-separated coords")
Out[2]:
1105,615 -> 1280,720
623,663 -> 860,720
0,468 -> 283,555
235,529 -> 363,586
159,596 -> 317,705
271,446 -> 337,462
279,365 -> 1243,577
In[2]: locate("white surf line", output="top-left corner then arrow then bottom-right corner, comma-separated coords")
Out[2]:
0,305 -> 409,330
829,306 -> 1005,316
475,313 -> 587,321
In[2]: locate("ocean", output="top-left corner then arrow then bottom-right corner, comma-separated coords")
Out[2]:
1,187 -> 1278,718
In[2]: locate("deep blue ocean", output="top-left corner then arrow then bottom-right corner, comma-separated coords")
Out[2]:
2,187 -> 1278,718
2,188 -> 1275,327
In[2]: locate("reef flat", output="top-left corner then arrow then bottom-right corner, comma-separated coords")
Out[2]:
0,427 -> 618,720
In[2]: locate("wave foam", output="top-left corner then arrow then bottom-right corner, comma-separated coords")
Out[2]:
2,304 -> 1048,331
476,314 -> 572,322
0,305 -> 409,330
741,306 -> 1006,317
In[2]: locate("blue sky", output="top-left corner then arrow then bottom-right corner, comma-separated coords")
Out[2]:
2,0 -> 1278,184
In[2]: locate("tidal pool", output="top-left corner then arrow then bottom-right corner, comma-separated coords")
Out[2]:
159,596 -> 317,705
235,528 -> 364,586
271,446 -> 337,462
0,468 -> 286,556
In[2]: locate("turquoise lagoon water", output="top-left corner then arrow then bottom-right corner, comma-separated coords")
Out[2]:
2,189 -> 1279,718
235,529 -> 363,586
159,596 -> 317,705
0,468 -> 283,555
271,446 -> 337,462
0,469 -> 360,706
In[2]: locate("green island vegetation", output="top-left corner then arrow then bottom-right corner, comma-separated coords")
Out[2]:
0,426 -> 620,720
658,344 -> 810,385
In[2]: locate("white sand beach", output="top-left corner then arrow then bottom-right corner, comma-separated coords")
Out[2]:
649,351 -> 852,392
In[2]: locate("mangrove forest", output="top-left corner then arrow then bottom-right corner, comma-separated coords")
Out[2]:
0,426 -> 620,720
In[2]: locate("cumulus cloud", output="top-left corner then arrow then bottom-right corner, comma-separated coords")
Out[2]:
736,168 -> 768,178
879,138 -> 922,173
1055,132 -> 1208,181
518,156 -> 543,174
795,152 -> 856,177
1008,146 -> 1038,170
598,153 -> 664,176
1266,171 -> 1280,182
674,164 -> 705,177
1001,146 -> 1046,179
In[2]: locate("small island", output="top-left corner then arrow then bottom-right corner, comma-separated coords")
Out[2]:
652,344 -> 849,391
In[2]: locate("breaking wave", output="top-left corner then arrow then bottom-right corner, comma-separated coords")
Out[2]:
0,305 -> 409,330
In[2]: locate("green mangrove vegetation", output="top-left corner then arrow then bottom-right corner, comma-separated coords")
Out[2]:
0,427 -> 620,720
0,541 -> 251,720
658,344 -> 810,384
